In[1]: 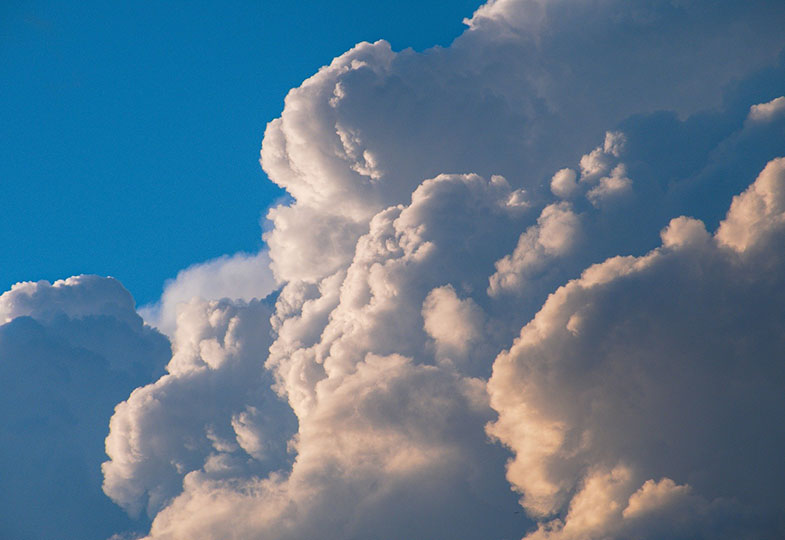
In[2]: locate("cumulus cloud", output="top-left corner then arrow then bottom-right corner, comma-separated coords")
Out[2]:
103,295 -> 293,518
422,285 -> 484,359
139,251 -> 277,336
93,2 -> 785,539
0,276 -> 170,540
488,202 -> 581,297
260,0 -> 785,288
550,168 -> 578,199
7,1 -> 785,539
102,172 -> 539,539
487,158 -> 785,539
747,95 -> 785,124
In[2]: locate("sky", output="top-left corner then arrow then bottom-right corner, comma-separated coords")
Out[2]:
2,1 -> 785,540
1,0 -> 482,305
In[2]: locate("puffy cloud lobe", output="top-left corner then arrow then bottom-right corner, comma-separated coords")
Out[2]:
464,0 -> 785,117
102,296 -> 295,518
579,132 -> 626,183
2,275 -> 142,327
487,158 -> 785,539
0,276 -> 170,540
747,95 -> 785,124
522,467 -> 720,540
550,168 -> 578,199
422,285 -> 484,360
139,251 -> 277,337
586,164 -> 632,207
266,173 -> 529,419
142,354 -> 517,540
716,157 -> 785,251
488,202 -> 581,297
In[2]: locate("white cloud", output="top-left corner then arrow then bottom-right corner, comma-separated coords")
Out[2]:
747,96 -> 785,124
106,172 -> 533,539
488,202 -> 581,297
141,353 -> 507,540
5,1 -> 785,539
102,297 -> 293,518
2,275 -> 142,326
139,251 -> 277,337
550,168 -> 578,198
716,157 -> 785,252
97,2 -> 785,538
586,164 -> 633,207
260,0 -> 785,289
487,158 -> 785,539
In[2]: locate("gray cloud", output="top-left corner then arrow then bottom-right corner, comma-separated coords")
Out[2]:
0,276 -> 170,540
488,158 -> 785,539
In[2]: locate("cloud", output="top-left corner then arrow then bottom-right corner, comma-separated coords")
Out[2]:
93,2 -> 785,539
260,0 -> 785,289
747,95 -> 785,124
487,158 -> 785,539
0,276 -> 170,540
550,168 -> 578,199
141,353 -> 517,540
113,172 -> 532,539
102,296 -> 293,518
422,285 -> 484,359
139,251 -> 277,337
488,201 -> 581,297
5,1 -> 785,539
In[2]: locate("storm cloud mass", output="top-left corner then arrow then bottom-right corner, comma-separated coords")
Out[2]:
2,1 -> 785,539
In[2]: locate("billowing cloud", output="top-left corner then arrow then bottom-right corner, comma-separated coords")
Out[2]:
5,1 -> 785,539
260,0 -> 785,288
139,251 -> 277,337
0,276 -> 170,540
102,295 -> 293,518
95,2 -> 785,538
107,172 -> 532,539
487,158 -> 785,539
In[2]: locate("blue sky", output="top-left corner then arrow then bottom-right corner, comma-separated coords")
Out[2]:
1,0 -> 482,305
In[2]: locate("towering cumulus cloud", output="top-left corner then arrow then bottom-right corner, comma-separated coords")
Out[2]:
95,0 -> 785,536
3,1 -> 784,539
